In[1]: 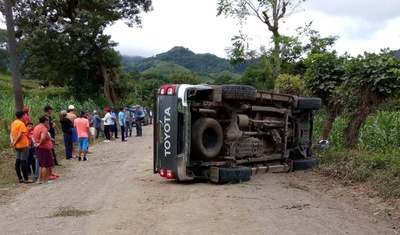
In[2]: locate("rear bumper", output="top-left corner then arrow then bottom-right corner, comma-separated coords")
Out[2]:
176,153 -> 193,181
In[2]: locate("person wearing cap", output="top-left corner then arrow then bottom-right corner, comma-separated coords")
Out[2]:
66,105 -> 78,157
23,107 -> 31,125
102,107 -> 112,142
74,111 -> 90,161
60,110 -> 74,160
44,105 -> 60,167
10,111 -> 35,183
93,110 -> 105,139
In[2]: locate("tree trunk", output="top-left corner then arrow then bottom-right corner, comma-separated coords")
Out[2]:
319,114 -> 335,141
345,94 -> 380,148
4,0 -> 24,110
100,63 -> 116,105
319,102 -> 344,140
273,38 -> 281,93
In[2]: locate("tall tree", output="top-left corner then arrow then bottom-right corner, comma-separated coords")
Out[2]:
304,52 -> 347,140
217,0 -> 306,90
343,50 -> 400,148
7,0 -> 152,104
4,0 -> 23,110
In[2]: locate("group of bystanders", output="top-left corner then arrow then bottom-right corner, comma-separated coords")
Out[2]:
9,106 -> 59,184
9,103 -> 151,184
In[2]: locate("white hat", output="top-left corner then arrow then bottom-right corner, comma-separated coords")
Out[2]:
93,110 -> 97,113
68,105 -> 75,110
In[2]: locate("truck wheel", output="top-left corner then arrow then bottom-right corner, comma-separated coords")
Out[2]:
217,166 -> 251,184
296,97 -> 322,109
292,157 -> 318,171
192,118 -> 223,159
221,85 -> 257,102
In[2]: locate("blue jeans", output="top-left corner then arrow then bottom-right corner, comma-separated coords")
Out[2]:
120,125 -> 125,141
135,119 -> 142,136
33,154 -> 39,180
64,132 -> 73,159
125,121 -> 132,137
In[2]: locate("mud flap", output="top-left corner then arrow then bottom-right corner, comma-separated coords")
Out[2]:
209,166 -> 251,184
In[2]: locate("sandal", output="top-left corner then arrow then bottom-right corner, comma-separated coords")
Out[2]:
18,179 -> 24,183
48,175 -> 57,180
24,180 -> 35,184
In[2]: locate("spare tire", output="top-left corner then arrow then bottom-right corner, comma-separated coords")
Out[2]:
292,157 -> 318,171
296,97 -> 322,109
192,118 -> 223,159
221,85 -> 257,102
217,166 -> 252,184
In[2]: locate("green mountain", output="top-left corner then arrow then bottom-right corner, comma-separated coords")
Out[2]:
121,46 -> 249,80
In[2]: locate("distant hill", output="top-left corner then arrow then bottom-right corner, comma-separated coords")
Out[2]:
120,55 -> 146,72
121,46 -> 251,80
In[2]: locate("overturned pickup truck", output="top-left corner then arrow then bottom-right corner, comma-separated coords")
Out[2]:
153,84 -> 321,183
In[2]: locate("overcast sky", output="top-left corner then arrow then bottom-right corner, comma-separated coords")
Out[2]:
105,0 -> 400,58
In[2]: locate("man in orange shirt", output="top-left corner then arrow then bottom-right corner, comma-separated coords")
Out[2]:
10,111 -> 35,183
74,111 -> 90,161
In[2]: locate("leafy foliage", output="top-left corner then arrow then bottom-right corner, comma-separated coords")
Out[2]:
0,29 -> 9,74
239,57 -> 274,91
169,73 -> 200,85
304,52 -> 347,105
343,50 -> 400,147
9,0 -> 152,104
217,0 -> 307,89
276,74 -> 308,96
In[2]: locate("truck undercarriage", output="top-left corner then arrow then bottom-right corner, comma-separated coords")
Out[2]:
154,85 -> 321,183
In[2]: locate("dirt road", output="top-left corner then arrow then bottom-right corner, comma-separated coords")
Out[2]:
0,125 -> 398,235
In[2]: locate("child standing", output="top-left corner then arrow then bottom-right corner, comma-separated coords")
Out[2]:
26,123 -> 39,181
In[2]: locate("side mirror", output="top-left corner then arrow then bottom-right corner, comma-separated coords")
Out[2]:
317,139 -> 330,149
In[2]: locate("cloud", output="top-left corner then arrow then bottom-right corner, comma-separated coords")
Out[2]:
304,0 -> 400,41
106,0 -> 238,58
2,0 -> 399,58
305,0 -> 400,21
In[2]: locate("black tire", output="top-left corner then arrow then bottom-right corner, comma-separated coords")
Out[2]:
296,97 -> 322,109
192,118 -> 223,159
217,166 -> 252,184
221,85 -> 257,102
292,157 -> 318,171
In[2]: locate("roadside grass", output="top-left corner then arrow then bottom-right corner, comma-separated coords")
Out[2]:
49,206 -> 93,218
313,112 -> 400,198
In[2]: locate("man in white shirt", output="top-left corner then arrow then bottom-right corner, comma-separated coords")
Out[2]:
102,108 -> 113,142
